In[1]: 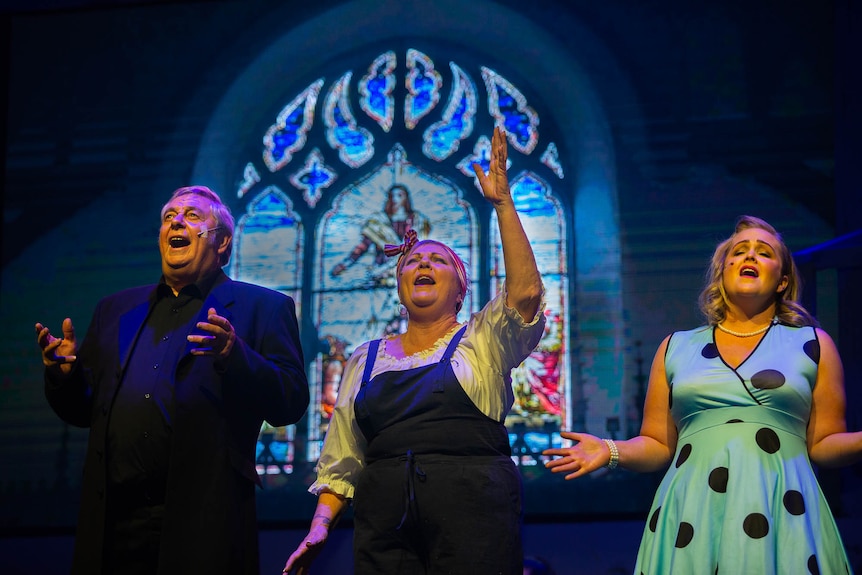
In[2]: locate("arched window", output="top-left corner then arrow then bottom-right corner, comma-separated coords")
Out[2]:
227,50 -> 571,475
190,3 -> 628,520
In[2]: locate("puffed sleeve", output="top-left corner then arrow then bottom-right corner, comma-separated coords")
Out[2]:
307,341 -> 371,499
455,284 -> 546,420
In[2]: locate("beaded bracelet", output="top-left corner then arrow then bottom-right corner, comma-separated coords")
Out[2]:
602,438 -> 619,469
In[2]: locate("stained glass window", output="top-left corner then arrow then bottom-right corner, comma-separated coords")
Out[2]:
309,147 -> 477,458
230,186 -> 303,298
230,50 -> 569,479
491,172 -> 568,466
229,187 -> 304,477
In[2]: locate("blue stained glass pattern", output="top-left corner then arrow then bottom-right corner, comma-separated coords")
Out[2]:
405,49 -> 442,129
263,79 -> 324,172
510,429 -> 563,467
422,62 -> 477,161
481,67 -> 540,155
456,135 -> 512,192
235,49 -> 584,472
509,172 -> 557,217
359,51 -> 396,133
540,142 -> 565,179
456,135 -> 491,178
230,186 -> 303,298
324,72 -> 375,168
289,148 -> 338,208
235,185 -> 304,478
236,162 -> 261,199
256,422 -> 295,476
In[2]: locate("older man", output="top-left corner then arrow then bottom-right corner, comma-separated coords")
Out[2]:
36,185 -> 309,575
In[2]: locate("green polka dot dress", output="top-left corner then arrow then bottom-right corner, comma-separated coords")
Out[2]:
634,324 -> 853,575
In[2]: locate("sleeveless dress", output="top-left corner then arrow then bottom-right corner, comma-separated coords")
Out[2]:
634,323 -> 853,575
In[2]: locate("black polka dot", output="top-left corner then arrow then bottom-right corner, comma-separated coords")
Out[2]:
702,343 -> 719,358
675,522 -> 694,548
726,419 -> 744,424
751,369 -> 786,389
807,554 -> 820,575
742,513 -> 769,539
675,443 -> 692,468
804,339 -> 820,364
649,507 -> 661,532
783,490 -> 806,515
708,467 -> 728,493
755,428 -> 781,454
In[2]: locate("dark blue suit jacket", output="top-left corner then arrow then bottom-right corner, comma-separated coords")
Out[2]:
45,271 -> 309,575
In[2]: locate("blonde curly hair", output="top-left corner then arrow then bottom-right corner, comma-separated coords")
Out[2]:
697,215 -> 818,327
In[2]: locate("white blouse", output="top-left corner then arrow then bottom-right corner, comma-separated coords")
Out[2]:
309,286 -> 547,499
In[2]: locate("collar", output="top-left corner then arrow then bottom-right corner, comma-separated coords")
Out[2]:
157,269 -> 226,300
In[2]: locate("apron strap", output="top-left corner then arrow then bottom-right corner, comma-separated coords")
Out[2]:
440,325 -> 468,362
360,339 -> 382,389
432,325 -> 467,392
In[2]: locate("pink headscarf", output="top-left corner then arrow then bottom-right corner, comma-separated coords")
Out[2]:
385,229 -> 468,297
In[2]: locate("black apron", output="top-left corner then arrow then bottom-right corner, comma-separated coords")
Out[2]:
353,326 -> 523,575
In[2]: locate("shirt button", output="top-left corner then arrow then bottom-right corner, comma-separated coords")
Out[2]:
162,335 -> 169,341
144,393 -> 151,399
153,364 -> 159,369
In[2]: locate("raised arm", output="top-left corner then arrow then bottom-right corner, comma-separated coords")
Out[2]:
473,126 -> 543,321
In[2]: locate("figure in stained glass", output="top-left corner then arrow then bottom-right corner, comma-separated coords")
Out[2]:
330,183 -> 431,285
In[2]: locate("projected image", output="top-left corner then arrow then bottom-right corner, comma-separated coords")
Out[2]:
2,1 -> 839,543
0,43 -> 628,525
309,147 -> 477,452
218,48 -> 611,505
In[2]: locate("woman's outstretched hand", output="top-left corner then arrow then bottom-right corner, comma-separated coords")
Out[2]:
542,431 -> 611,480
472,126 -> 511,206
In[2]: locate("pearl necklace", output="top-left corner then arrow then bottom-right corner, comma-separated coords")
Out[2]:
716,318 -> 777,338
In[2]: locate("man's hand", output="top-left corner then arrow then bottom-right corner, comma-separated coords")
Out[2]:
188,308 -> 237,358
35,318 -> 78,374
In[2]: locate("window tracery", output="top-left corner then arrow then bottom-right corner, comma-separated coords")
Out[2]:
235,50 -> 569,475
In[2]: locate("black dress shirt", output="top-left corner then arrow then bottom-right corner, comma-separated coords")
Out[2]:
106,275 -> 218,493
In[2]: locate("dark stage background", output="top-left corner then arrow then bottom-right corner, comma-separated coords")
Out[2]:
2,0 -> 860,573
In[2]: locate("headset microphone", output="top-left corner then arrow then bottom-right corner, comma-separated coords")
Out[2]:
197,225 -> 223,238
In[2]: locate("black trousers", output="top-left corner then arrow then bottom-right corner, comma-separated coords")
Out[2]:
102,485 -> 165,575
353,454 -> 523,575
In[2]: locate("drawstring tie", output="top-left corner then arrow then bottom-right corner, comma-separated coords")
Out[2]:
396,449 -> 426,530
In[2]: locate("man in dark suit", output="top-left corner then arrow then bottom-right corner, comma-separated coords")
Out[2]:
35,185 -> 309,575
